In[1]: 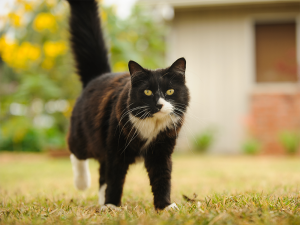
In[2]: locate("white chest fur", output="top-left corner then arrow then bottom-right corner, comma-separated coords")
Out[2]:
129,113 -> 179,149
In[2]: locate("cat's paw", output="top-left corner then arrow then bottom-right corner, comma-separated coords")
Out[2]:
165,203 -> 179,211
98,184 -> 107,205
100,204 -> 121,212
70,154 -> 91,191
74,174 -> 91,190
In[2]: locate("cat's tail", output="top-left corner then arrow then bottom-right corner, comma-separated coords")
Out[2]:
67,0 -> 111,88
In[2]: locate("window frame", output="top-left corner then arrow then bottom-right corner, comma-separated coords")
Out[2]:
249,15 -> 300,92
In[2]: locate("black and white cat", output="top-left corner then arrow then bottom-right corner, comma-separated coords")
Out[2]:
66,0 -> 190,210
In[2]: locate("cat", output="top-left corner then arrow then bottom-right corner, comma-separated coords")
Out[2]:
66,0 -> 190,211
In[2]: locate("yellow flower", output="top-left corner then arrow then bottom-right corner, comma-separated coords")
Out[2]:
28,47 -> 40,61
24,3 -> 33,11
0,40 -> 40,70
1,41 -> 18,67
13,50 -> 27,69
43,41 -> 67,58
42,57 -> 54,70
8,13 -> 21,27
18,42 -> 41,61
100,10 -> 107,22
33,13 -> 57,32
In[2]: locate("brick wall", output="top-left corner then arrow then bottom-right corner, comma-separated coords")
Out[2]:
250,92 -> 300,154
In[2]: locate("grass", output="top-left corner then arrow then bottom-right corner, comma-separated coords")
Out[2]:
1,152 -> 300,224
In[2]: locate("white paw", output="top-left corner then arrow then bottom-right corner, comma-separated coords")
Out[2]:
165,203 -> 179,211
98,184 -> 107,205
70,154 -> 91,190
100,204 -> 121,212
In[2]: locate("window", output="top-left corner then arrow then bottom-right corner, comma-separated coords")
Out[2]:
255,22 -> 298,82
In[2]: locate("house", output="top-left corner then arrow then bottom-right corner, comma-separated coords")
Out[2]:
141,0 -> 300,154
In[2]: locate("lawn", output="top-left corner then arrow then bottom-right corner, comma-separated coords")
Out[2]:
1,152 -> 300,224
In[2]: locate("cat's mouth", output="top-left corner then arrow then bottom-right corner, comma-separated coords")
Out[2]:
153,109 -> 173,118
155,111 -> 167,115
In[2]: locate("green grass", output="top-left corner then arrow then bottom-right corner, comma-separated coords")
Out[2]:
1,152 -> 300,224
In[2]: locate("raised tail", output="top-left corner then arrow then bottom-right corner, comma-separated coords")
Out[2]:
67,0 -> 111,88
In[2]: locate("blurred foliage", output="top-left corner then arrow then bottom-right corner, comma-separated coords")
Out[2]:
242,138 -> 261,155
279,131 -> 300,155
193,129 -> 216,153
0,0 -> 166,151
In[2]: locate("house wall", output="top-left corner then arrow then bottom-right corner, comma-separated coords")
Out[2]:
251,91 -> 300,154
169,3 -> 300,153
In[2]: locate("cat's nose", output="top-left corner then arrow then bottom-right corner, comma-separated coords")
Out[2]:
156,104 -> 163,110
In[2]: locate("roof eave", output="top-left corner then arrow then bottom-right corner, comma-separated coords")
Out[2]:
139,0 -> 300,8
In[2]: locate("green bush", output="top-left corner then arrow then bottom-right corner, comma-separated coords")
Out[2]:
0,127 -> 43,152
279,131 -> 300,155
242,138 -> 261,155
43,127 -> 66,149
0,127 -> 66,152
193,129 -> 215,153
0,115 -> 66,152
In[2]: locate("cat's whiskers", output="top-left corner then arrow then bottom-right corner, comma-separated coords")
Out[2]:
173,102 -> 188,106
174,107 -> 201,123
118,103 -> 133,118
173,110 -> 198,152
119,106 -> 149,125
173,104 -> 187,111
173,103 -> 202,122
121,110 -> 149,155
139,111 -> 151,153
118,102 -> 191,162
173,103 -> 188,109
119,106 -> 148,123
172,112 -> 191,139
118,108 -> 149,145
118,107 -> 148,131
124,109 -> 149,142
115,105 -> 148,137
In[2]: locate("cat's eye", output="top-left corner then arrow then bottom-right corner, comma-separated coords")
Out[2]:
166,89 -> 174,95
144,90 -> 152,96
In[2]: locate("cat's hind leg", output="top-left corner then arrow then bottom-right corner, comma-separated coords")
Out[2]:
70,154 -> 91,190
98,161 -> 107,205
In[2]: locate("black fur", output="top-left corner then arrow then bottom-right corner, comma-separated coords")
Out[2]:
67,0 -> 190,210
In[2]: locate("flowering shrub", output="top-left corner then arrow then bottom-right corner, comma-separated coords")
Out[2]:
33,13 -> 57,32
0,0 -> 166,151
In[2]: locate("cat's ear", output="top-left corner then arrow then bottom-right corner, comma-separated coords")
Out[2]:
128,60 -> 144,76
169,57 -> 186,74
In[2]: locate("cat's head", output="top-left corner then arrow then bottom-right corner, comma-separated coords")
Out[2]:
128,58 -> 190,120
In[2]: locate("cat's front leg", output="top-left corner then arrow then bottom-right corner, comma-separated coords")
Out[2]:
144,143 -> 175,210
104,155 -> 131,207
